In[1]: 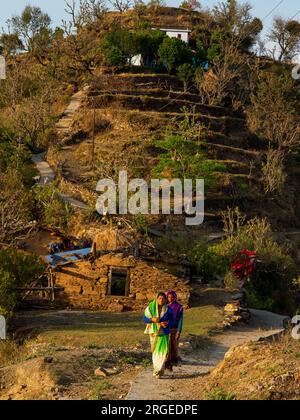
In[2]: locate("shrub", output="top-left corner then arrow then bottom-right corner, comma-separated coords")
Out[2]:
158,37 -> 193,73
206,388 -> 235,400
34,183 -> 73,232
190,217 -> 296,312
0,249 -> 44,317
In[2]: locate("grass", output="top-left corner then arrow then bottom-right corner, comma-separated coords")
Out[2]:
205,389 -> 235,401
91,379 -> 114,400
0,340 -> 25,368
25,305 -> 223,351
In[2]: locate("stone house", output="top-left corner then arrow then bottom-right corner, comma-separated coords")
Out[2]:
54,253 -> 190,312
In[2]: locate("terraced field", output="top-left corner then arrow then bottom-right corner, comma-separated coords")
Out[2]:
47,71 -> 300,230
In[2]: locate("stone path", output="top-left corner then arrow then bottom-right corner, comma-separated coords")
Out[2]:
55,86 -> 89,140
126,309 -> 289,400
32,88 -> 89,210
32,153 -> 56,185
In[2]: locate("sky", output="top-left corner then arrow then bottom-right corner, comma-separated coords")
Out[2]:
0,0 -> 300,45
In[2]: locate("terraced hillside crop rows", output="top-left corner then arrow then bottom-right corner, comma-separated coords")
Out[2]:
48,72 -> 300,230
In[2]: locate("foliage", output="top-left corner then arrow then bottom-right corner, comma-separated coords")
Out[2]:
247,71 -> 300,153
158,37 -> 193,73
177,63 -> 195,92
261,149 -> 286,194
190,216 -> 296,312
34,184 -> 73,232
133,213 -> 149,236
268,17 -> 300,62
153,133 -> 226,187
206,388 -> 235,401
0,249 -> 44,317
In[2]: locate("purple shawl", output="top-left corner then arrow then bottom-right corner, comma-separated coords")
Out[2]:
166,290 -> 183,322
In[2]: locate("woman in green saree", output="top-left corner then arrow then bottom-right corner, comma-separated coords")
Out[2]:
143,292 -> 175,378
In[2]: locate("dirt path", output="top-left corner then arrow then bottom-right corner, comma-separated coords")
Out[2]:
126,309 -> 288,400
31,88 -> 89,210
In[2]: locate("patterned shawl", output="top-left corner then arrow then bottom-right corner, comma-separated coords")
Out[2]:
144,291 -> 167,334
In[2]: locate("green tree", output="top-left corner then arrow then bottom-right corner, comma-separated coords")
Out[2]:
177,63 -> 195,92
154,133 -> 226,184
102,30 -> 137,66
134,29 -> 166,63
158,37 -> 193,73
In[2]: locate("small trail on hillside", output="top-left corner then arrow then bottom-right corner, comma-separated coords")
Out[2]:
126,309 -> 288,400
31,88 -> 89,211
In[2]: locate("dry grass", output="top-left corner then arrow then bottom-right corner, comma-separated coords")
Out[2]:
199,332 -> 300,400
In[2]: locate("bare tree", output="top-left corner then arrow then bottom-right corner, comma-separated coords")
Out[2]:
261,149 -> 286,194
247,72 -> 300,152
0,171 -> 36,247
108,0 -> 133,13
64,0 -> 107,30
196,42 -> 249,106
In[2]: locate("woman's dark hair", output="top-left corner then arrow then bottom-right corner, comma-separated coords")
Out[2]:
157,292 -> 167,300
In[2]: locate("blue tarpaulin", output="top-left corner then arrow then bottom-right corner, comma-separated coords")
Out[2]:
44,248 -> 92,268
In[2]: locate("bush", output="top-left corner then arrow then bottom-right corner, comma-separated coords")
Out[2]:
190,217 -> 297,312
158,37 -> 193,73
34,183 -> 73,232
0,249 -> 44,317
188,243 -> 228,281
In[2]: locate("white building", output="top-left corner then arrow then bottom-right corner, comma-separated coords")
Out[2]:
153,28 -> 191,44
130,28 -> 191,66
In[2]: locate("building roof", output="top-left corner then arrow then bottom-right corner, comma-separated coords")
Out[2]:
152,27 -> 192,33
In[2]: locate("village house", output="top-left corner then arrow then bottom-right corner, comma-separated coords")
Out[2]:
47,229 -> 190,312
131,27 -> 191,66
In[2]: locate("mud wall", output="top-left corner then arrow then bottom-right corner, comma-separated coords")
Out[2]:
55,254 -> 190,311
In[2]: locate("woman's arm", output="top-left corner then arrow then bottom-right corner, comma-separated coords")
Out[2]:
168,307 -> 175,329
177,313 -> 183,334
143,315 -> 152,324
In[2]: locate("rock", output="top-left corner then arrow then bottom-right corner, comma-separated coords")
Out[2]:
108,302 -> 125,312
44,357 -> 54,364
95,367 -> 108,377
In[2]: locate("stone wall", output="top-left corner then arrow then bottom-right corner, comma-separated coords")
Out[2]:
55,253 -> 190,311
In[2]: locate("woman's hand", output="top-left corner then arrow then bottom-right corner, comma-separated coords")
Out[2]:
160,321 -> 169,328
151,317 -> 159,323
175,331 -> 181,340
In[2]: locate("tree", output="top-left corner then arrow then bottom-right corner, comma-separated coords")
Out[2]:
0,33 -> 23,57
134,29 -> 166,63
247,72 -> 300,152
0,249 -> 44,317
158,37 -> 193,73
154,133 -> 225,185
212,1 -> 263,52
102,30 -> 137,66
108,0 -> 133,13
268,17 -> 300,62
180,0 -> 201,11
12,94 -> 54,151
7,6 -> 52,53
261,149 -> 286,195
196,42 -> 248,107
177,63 -> 195,92
64,0 -> 107,29
0,170 -> 35,247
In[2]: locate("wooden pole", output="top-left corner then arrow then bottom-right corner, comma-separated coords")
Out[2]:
92,101 -> 96,169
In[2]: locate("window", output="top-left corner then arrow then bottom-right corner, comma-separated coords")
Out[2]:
108,267 -> 130,296
177,34 -> 182,40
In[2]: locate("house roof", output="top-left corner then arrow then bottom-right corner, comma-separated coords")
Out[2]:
152,27 -> 192,33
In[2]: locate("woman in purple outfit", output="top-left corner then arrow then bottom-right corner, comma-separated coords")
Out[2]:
165,290 -> 183,371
